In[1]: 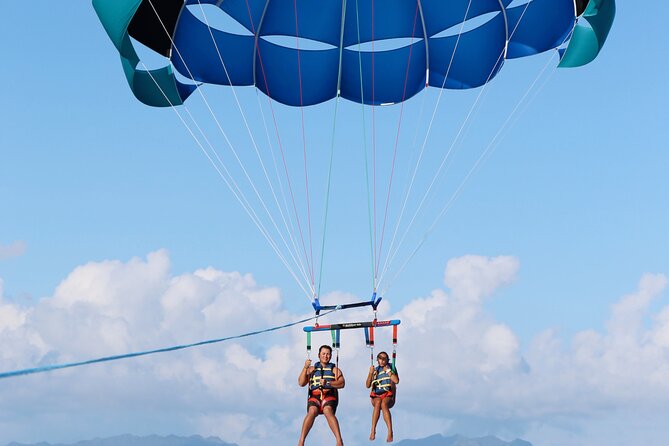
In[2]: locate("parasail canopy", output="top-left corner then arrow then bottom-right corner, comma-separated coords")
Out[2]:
93,0 -> 615,107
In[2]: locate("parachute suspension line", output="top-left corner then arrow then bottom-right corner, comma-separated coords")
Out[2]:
138,62 -> 313,301
378,0 -> 474,287
252,90 -> 311,289
0,308 -> 338,380
379,0 -> 524,289
194,0 -> 313,291
243,0 -> 317,293
355,0 -> 376,291
316,0 -> 348,299
145,0 -> 315,297
371,0 -> 379,290
292,0 -> 317,289
382,53 -> 558,294
381,4 -> 560,294
374,0 -> 421,280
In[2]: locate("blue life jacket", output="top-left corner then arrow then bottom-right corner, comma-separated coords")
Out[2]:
371,366 -> 395,395
309,362 -> 337,394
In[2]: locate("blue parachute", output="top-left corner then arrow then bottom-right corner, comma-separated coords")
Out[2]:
93,0 -> 615,108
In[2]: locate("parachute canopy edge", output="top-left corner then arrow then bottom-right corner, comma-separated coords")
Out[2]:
559,0 -> 616,68
93,0 -> 196,107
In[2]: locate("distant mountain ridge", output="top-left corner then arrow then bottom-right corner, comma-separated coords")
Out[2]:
397,434 -> 533,446
5,434 -> 236,446
5,433 -> 531,446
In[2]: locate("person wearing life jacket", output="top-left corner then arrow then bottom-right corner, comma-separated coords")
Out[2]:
298,345 -> 345,446
366,351 -> 399,442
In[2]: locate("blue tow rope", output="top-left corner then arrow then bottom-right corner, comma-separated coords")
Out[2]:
0,310 -> 336,380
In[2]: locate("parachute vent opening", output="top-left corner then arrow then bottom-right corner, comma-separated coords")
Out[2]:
186,4 -> 253,37
260,35 -> 337,51
431,11 -> 501,39
345,37 -> 423,53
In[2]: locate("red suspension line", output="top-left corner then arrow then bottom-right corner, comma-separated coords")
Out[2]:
375,0 -> 421,279
371,0 -> 377,285
293,0 -> 316,287
244,0 -> 315,287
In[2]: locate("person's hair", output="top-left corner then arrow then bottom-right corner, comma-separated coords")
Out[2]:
318,345 -> 332,354
377,351 -> 389,360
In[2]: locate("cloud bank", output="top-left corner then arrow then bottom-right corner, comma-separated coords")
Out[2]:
0,240 -> 26,261
0,251 -> 667,446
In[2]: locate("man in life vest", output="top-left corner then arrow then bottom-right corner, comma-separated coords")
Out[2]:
365,351 -> 399,442
298,344 -> 345,446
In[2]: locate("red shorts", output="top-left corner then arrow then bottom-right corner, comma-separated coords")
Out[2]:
308,389 -> 338,414
370,390 -> 394,400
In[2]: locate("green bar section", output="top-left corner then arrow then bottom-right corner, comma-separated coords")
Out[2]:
559,0 -> 616,68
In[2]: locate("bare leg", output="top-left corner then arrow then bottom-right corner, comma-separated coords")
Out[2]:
298,406 -> 319,446
370,398 -> 381,441
322,406 -> 344,446
381,399 -> 394,442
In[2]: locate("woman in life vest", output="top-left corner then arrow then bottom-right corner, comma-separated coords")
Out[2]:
366,351 -> 399,442
298,345 -> 345,446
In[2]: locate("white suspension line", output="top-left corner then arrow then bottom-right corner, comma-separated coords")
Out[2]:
145,1 -> 316,298
354,0 -> 376,290
378,72 -> 491,287
253,89 -> 305,275
194,0 -> 314,292
147,0 -> 316,296
380,48 -> 562,296
379,0 -> 474,285
377,1 -> 537,290
138,63 -> 314,301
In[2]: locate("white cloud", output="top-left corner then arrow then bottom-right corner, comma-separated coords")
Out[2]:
0,252 -> 668,446
0,240 -> 26,261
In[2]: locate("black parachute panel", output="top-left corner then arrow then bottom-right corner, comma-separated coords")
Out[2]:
128,0 -> 184,57
576,0 -> 590,16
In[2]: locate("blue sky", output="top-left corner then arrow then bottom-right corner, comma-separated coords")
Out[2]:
1,2 -> 668,446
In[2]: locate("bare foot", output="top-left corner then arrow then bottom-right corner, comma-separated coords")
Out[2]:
386,432 -> 393,443
370,431 -> 376,441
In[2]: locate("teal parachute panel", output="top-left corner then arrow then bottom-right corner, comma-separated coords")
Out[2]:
559,0 -> 616,68
92,0 -> 196,107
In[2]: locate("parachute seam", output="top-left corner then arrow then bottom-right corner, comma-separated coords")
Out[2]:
417,0 -> 429,85
252,0 -> 271,88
